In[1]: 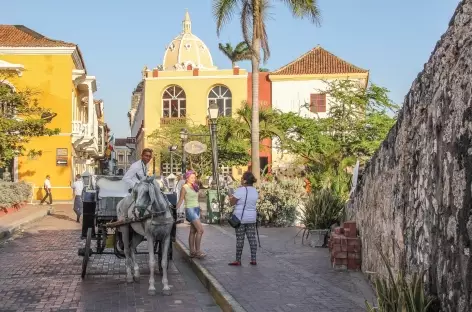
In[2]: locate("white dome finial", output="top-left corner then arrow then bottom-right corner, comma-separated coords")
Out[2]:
182,9 -> 191,34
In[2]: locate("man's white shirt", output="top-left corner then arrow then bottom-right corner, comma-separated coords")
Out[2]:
123,160 -> 149,189
44,179 -> 51,190
72,180 -> 84,196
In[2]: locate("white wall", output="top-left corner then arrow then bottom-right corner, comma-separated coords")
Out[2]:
271,77 -> 364,167
131,96 -> 144,137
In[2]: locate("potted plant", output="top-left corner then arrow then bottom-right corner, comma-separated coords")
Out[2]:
300,188 -> 345,247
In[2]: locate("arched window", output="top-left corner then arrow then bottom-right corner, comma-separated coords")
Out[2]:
0,82 -> 15,117
208,85 -> 232,117
162,85 -> 186,118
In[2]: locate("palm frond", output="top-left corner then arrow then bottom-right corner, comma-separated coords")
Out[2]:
213,0 -> 240,36
280,0 -> 322,25
218,42 -> 234,59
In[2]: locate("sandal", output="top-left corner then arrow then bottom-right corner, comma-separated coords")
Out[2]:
194,251 -> 206,259
190,251 -> 196,258
228,261 -> 241,266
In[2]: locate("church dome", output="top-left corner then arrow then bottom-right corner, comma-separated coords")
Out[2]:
162,11 -> 216,71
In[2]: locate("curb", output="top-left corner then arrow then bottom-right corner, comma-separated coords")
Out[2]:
174,238 -> 247,312
0,207 -> 52,240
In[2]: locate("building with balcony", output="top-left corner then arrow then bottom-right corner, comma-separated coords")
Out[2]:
111,138 -> 136,175
0,25 -> 106,200
129,11 -> 248,177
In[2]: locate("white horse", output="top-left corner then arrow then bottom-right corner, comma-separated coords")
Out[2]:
116,175 -> 174,295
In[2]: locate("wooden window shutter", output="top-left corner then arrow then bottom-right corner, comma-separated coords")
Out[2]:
310,94 -> 326,113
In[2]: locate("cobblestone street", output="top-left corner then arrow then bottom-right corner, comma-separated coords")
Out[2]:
177,223 -> 375,312
0,205 -> 220,312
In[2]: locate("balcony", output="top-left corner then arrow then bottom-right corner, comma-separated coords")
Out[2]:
160,117 -> 187,125
72,120 -> 98,156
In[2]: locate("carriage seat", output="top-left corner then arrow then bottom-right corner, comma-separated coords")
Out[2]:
96,178 -> 130,198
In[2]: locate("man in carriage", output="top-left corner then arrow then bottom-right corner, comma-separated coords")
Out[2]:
123,148 -> 153,192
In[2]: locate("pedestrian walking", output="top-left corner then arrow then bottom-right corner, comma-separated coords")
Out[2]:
71,174 -> 84,222
40,175 -> 52,205
175,170 -> 206,259
228,171 -> 259,266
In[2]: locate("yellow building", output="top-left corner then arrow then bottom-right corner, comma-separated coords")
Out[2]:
0,25 -> 107,200
129,11 -> 248,177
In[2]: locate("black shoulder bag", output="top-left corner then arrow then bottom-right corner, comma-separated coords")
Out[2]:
228,187 -> 248,229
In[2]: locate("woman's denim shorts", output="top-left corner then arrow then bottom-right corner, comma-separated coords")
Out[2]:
185,207 -> 200,222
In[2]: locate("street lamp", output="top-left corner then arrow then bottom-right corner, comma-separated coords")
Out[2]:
168,145 -> 178,174
180,129 -> 188,174
208,101 -> 220,190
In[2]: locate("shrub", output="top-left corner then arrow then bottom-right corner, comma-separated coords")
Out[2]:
0,181 -> 32,211
257,179 -> 304,227
300,188 -> 345,230
365,246 -> 434,312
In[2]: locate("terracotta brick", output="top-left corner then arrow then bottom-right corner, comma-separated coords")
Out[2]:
333,251 -> 347,259
347,244 -> 361,253
233,66 -> 240,75
343,221 -> 357,237
347,252 -> 361,260
152,69 -> 159,77
347,258 -> 361,270
193,68 -> 199,76
346,237 -> 361,252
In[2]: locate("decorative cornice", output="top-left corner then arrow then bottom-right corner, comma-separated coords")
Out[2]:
0,47 -> 85,71
145,74 -> 247,81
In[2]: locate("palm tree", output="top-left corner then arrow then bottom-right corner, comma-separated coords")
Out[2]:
213,0 -> 321,181
234,102 -> 283,141
218,41 -> 252,68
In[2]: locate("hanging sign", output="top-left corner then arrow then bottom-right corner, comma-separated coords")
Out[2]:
56,148 -> 68,166
184,141 -> 207,155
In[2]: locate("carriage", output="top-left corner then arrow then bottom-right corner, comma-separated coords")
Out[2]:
78,175 -> 177,279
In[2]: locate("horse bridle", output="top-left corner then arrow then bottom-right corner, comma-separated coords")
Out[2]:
132,180 -> 173,224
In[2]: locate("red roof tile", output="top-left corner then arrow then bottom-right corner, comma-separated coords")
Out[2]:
271,46 -> 368,75
0,25 -> 76,47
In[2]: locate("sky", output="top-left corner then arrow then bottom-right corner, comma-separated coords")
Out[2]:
0,0 -> 461,138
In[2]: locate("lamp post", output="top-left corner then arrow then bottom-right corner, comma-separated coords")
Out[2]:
208,101 -> 220,190
168,145 -> 178,174
180,129 -> 188,174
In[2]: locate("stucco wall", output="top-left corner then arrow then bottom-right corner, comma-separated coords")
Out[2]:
348,1 -> 472,311
1,54 -> 76,200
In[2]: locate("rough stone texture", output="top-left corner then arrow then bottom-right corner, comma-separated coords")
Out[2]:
347,1 -> 472,311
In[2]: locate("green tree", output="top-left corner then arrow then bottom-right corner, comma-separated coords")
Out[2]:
0,71 -> 60,168
275,80 -> 399,197
218,41 -> 252,68
213,0 -> 322,181
259,67 -> 269,72
233,102 -> 283,143
147,118 -> 250,178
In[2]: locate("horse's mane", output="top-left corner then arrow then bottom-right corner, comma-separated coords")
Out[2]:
149,179 -> 171,215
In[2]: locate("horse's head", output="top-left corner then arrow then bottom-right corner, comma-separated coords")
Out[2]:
133,174 -> 155,209
132,174 -> 171,216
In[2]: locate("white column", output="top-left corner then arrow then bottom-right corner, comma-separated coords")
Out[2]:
87,82 -> 94,136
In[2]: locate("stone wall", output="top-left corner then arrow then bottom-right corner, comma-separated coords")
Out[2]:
348,1 -> 472,311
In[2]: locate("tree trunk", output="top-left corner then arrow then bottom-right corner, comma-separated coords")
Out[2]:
251,2 -> 261,183
232,61 -> 235,68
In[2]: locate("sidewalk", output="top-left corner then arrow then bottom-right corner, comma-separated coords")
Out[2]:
176,224 -> 375,312
0,204 -> 53,239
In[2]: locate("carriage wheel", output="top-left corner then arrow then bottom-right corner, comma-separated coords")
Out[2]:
81,228 -> 92,279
